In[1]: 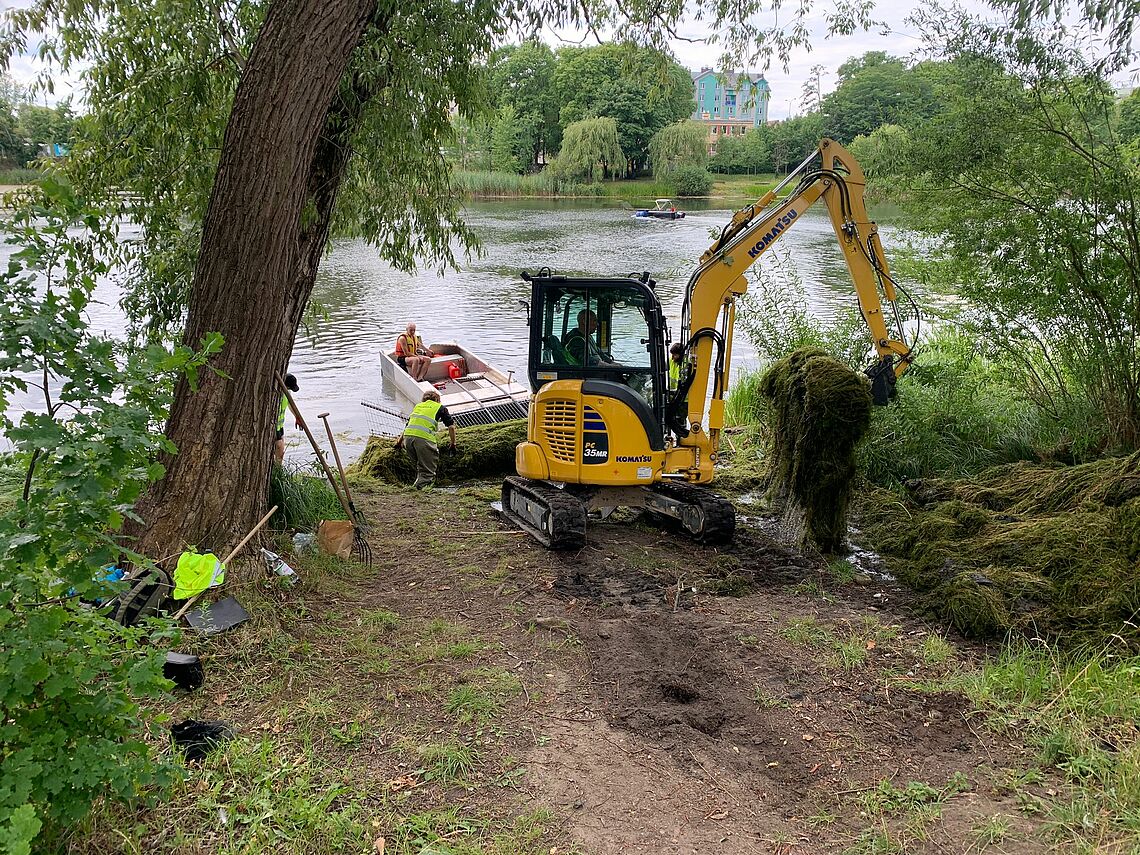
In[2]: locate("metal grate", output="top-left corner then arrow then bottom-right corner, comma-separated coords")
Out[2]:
450,400 -> 530,428
542,399 -> 577,463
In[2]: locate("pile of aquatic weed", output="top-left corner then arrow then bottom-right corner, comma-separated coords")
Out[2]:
352,419 -> 526,485
857,452 -> 1140,646
759,348 -> 873,552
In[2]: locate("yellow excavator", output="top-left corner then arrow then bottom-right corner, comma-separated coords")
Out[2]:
502,138 -> 918,548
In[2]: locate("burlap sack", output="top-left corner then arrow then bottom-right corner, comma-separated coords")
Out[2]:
317,519 -> 354,559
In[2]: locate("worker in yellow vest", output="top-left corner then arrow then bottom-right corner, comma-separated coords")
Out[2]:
274,373 -> 300,463
667,343 -> 685,391
394,389 -> 457,489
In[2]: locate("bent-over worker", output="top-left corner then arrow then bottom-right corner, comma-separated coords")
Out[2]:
274,373 -> 299,464
395,323 -> 435,381
394,389 -> 456,489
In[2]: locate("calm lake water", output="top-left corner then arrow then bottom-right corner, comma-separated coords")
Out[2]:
3,199 -> 907,461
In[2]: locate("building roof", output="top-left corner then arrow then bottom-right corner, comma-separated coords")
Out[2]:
691,68 -> 770,89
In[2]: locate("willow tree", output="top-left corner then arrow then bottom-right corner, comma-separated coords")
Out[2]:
649,118 -> 709,178
2,0 -> 884,557
550,116 -> 627,180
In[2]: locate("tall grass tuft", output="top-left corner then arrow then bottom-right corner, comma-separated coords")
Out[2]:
452,171 -> 604,198
0,167 -> 40,186
268,462 -> 346,531
948,641 -> 1140,850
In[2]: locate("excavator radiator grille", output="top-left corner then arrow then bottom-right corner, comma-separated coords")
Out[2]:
542,399 -> 578,464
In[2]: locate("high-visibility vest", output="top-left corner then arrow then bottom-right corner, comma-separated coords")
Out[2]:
397,333 -> 423,357
277,395 -> 288,432
404,400 -> 443,444
668,360 -> 681,390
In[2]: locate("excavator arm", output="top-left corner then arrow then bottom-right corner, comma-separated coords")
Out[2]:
667,137 -> 918,467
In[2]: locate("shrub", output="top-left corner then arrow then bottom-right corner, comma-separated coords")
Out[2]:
672,165 -> 713,196
0,181 -> 220,851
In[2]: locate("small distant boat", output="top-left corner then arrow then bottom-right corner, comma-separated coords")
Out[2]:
634,199 -> 685,220
376,343 -> 529,427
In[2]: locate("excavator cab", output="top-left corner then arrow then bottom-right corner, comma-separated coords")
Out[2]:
525,269 -> 668,425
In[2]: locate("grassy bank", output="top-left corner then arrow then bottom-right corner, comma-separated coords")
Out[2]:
453,169 -> 778,200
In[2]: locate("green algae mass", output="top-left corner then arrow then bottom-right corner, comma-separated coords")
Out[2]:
759,348 -> 873,553
858,452 -> 1140,646
352,419 -> 527,485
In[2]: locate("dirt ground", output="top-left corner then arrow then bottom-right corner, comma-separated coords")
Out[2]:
133,479 -> 1056,855
339,482 -> 1048,854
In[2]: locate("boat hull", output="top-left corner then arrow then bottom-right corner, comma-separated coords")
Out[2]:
634,210 -> 686,219
378,343 -> 530,427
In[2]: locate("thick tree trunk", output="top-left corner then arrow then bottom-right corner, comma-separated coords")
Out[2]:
132,0 -> 377,560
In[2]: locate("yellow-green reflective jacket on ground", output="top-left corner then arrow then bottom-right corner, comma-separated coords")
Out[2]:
404,400 -> 443,445
173,551 -> 225,600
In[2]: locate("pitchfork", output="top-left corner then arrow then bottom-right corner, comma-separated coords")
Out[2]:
276,376 -> 372,567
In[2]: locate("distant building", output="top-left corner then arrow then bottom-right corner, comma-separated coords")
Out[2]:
691,68 -> 771,152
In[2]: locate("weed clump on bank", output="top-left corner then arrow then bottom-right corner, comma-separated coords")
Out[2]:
858,452 -> 1140,646
759,348 -> 873,553
352,420 -> 527,485
269,463 -> 346,531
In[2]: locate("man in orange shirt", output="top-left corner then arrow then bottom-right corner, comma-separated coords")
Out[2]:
395,322 -> 434,381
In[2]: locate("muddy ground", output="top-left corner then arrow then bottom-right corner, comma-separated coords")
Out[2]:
138,479 -> 1055,855
350,483 -> 1045,854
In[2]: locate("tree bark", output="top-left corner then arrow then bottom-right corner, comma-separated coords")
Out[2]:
132,0 -> 378,560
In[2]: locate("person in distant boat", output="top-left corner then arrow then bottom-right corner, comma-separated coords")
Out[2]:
395,323 -> 435,381
394,389 -> 457,489
274,373 -> 299,464
562,309 -> 618,367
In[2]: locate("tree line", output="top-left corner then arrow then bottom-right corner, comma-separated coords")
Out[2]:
0,75 -> 76,166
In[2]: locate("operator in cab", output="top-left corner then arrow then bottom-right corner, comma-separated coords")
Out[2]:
394,389 -> 457,490
563,309 -> 618,367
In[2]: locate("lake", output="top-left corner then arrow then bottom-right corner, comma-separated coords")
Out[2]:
2,198 -> 908,461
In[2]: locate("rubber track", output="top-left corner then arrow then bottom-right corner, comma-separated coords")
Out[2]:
649,482 -> 736,545
501,476 -> 587,550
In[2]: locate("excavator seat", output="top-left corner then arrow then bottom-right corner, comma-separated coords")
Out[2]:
542,335 -> 577,366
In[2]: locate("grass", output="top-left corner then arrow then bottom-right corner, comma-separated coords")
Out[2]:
417,741 -> 478,782
269,461 -> 346,531
919,634 -> 955,665
0,166 -> 40,186
930,641 -> 1140,851
450,168 -> 777,200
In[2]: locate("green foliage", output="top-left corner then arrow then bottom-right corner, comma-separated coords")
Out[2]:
709,127 -> 772,174
649,119 -> 707,178
487,41 -> 558,165
546,117 -> 625,182
671,164 -> 713,196
451,169 -> 604,197
858,327 -> 1068,485
0,181 -> 221,851
0,74 -> 77,165
551,44 -> 693,173
490,104 -> 524,174
819,52 -> 939,143
882,30 -> 1140,451
268,463 -> 346,532
1119,87 -> 1140,144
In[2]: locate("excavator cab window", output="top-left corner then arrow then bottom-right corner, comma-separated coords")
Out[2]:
526,271 -> 667,425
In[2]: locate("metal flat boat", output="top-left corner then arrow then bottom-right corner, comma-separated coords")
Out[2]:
376,343 -> 529,427
634,198 -> 686,220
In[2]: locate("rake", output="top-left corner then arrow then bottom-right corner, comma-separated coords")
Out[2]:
319,411 -> 370,535
276,375 -> 372,566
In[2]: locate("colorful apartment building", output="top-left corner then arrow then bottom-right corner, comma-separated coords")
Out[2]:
691,68 -> 771,151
